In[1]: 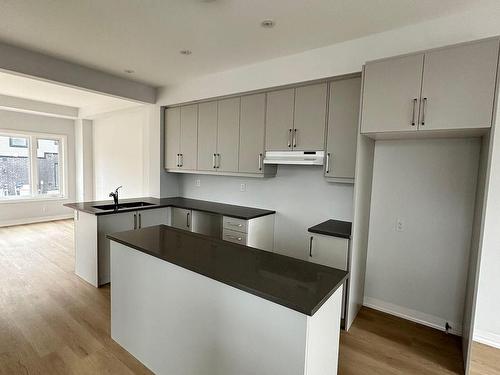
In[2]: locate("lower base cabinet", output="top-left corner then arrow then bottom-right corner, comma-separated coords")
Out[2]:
308,233 -> 349,320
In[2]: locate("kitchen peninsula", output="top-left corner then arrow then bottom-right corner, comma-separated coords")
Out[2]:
108,225 -> 348,375
65,197 -> 276,287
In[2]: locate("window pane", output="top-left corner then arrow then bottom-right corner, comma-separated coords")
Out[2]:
0,135 -> 31,198
37,138 -> 60,196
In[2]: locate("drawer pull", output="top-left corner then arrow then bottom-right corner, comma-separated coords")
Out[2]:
226,235 -> 243,241
228,222 -> 243,227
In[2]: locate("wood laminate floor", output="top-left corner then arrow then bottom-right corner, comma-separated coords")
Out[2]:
0,219 -> 466,374
470,341 -> 500,375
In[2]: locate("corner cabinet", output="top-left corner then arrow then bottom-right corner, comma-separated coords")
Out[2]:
361,38 -> 500,135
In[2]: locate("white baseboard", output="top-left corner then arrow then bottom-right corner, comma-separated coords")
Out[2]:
0,214 -> 74,227
363,296 -> 462,336
473,330 -> 500,349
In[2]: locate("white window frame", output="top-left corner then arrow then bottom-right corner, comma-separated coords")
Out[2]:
0,129 -> 67,203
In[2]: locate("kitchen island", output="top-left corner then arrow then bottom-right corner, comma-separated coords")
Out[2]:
108,225 -> 348,375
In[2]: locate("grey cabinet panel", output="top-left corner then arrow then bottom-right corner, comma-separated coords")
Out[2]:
325,77 -> 361,180
361,54 -> 424,133
265,88 -> 294,151
239,93 -> 266,174
197,101 -> 218,171
138,208 -> 169,229
165,107 -> 180,169
171,208 -> 192,231
179,105 -> 198,170
420,39 -> 499,130
293,83 -> 327,150
217,97 -> 240,172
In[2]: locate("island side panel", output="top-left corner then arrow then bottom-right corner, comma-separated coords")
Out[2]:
304,285 -> 343,375
110,241 -> 309,375
74,210 -> 98,287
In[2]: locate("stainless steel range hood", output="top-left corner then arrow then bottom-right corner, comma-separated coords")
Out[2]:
263,151 -> 324,165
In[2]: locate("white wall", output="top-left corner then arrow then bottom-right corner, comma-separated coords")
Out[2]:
178,167 -> 352,259
363,138 -> 480,334
75,119 -> 94,201
474,95 -> 500,348
0,109 -> 76,226
93,106 -> 149,200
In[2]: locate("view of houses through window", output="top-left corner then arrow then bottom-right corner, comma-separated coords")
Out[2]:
0,132 -> 64,199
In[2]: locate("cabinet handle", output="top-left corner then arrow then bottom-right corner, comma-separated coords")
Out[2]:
325,152 -> 331,174
293,129 -> 297,147
288,129 -> 292,148
309,236 -> 314,257
411,98 -> 417,126
186,212 -> 190,228
138,213 -> 142,229
176,153 -> 181,167
258,153 -> 263,171
420,97 -> 427,126
134,213 -> 137,230
227,222 -> 243,227
213,153 -> 217,169
226,235 -> 243,241
179,153 -> 184,167
216,153 -> 221,169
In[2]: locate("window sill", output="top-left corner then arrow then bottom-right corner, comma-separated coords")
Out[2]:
0,196 -> 68,204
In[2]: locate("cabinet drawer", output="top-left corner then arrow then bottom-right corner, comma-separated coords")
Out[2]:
222,229 -> 247,245
222,216 -> 248,233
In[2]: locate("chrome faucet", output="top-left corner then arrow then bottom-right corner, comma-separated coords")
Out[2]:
109,186 -> 122,207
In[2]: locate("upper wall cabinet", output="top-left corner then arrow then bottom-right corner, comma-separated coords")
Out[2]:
325,77 -> 361,182
165,105 -> 198,170
197,101 -> 218,171
265,83 -> 327,151
217,98 -> 240,173
239,93 -> 266,174
361,38 -> 500,134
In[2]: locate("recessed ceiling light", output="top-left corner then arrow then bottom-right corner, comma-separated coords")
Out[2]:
124,69 -> 135,74
261,19 -> 275,28
180,50 -> 192,55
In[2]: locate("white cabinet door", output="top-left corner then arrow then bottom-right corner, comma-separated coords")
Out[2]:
308,233 -> 348,270
197,101 -> 218,171
179,105 -> 198,170
138,208 -> 169,229
171,208 -> 192,231
265,88 -> 295,151
239,93 -> 266,174
165,107 -> 181,169
361,54 -> 424,134
325,77 -> 361,180
293,83 -> 327,151
217,97 -> 240,172
420,39 -> 499,130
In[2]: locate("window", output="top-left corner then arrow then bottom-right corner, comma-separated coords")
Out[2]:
0,131 -> 66,201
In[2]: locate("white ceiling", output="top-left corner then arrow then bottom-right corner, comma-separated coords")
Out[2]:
0,0 -> 494,87
0,71 -> 139,114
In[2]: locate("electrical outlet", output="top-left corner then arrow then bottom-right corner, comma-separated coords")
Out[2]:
240,183 -> 246,192
396,218 -> 404,232
195,179 -> 201,187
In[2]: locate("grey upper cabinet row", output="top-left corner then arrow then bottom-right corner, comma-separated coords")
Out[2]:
166,94 -> 274,176
361,38 -> 500,134
165,78 -> 360,181
265,83 -> 328,151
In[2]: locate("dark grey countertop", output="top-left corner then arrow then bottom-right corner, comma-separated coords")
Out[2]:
64,197 -> 275,220
107,225 -> 348,316
308,219 -> 352,239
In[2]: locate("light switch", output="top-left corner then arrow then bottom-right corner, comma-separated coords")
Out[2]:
240,183 -> 246,192
195,179 -> 201,187
396,218 -> 404,232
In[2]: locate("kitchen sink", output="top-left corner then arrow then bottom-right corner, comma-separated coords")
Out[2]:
92,201 -> 155,210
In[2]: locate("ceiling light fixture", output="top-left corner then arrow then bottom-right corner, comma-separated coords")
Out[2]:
261,19 -> 275,28
124,69 -> 135,74
180,50 -> 192,55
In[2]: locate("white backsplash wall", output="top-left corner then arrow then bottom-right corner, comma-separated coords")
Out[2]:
364,138 -> 481,334
178,165 -> 353,260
